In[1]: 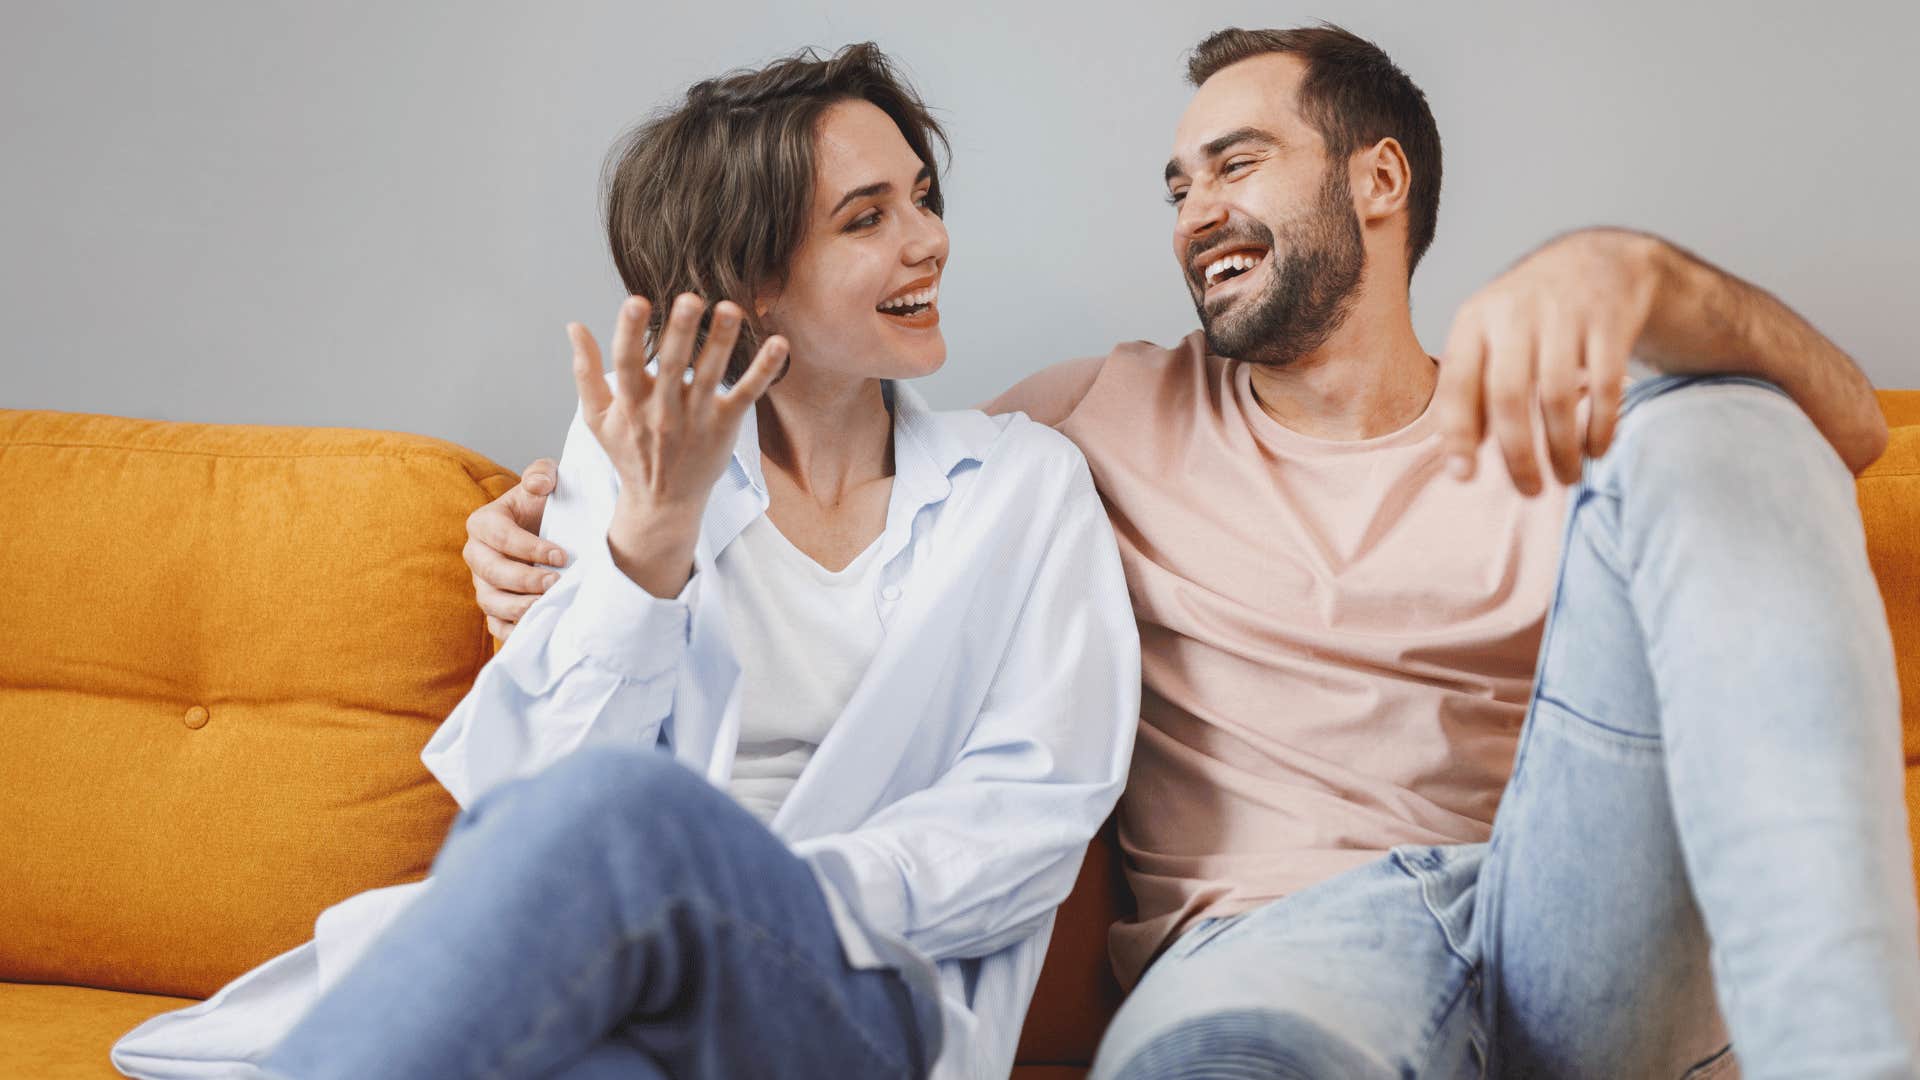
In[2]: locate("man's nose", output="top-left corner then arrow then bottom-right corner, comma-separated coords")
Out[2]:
1176,185 -> 1229,244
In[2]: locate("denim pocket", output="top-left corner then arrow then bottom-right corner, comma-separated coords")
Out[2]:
1166,913 -> 1246,961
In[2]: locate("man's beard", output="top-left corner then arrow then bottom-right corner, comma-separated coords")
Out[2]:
1189,165 -> 1366,367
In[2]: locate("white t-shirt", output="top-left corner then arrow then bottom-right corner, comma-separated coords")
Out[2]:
720,515 -> 888,824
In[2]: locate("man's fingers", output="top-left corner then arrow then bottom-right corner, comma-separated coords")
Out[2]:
475,576 -> 543,624
607,296 -> 655,406
1485,323 -> 1544,497
1584,331 -> 1630,458
568,323 -> 614,422
1536,323 -> 1586,486
466,536 -> 561,596
690,301 -> 744,402
466,496 -> 567,569
721,334 -> 790,411
518,457 -> 558,498
1435,319 -> 1488,481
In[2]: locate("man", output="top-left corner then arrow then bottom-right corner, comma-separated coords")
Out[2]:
465,25 -> 1920,1077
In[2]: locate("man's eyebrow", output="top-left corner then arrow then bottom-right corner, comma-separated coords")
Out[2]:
1164,127 -> 1282,186
830,165 -> 933,217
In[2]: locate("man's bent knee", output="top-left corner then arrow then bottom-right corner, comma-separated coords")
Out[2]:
1597,376 -> 1846,501
1105,1008 -> 1394,1080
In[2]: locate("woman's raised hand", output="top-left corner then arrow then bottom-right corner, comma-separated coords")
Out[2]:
568,292 -> 787,598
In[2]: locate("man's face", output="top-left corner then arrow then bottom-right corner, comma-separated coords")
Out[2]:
1165,54 -> 1366,366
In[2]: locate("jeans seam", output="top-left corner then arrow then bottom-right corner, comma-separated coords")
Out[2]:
481,895 -> 913,1080
1532,691 -> 1663,745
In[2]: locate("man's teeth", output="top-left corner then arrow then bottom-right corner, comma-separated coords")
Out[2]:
1204,251 -> 1264,287
879,285 -> 938,312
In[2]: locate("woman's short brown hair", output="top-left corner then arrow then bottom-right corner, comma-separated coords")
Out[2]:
602,42 -> 948,382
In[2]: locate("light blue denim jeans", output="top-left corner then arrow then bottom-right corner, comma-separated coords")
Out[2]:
1094,375 -> 1920,1079
262,747 -> 932,1080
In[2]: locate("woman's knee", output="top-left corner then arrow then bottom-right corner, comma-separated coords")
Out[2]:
491,746 -> 710,842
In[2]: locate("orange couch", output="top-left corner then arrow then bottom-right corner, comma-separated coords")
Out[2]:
3,395 -> 1917,1079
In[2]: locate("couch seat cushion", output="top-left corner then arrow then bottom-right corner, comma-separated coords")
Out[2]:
0,982 -> 198,1079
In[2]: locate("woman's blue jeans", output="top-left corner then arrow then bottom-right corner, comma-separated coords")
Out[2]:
263,746 -> 931,1080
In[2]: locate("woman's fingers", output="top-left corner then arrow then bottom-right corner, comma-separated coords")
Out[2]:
567,323 -> 613,422
721,334 -> 789,412
651,293 -> 706,410
690,301 -> 744,402
606,296 -> 654,407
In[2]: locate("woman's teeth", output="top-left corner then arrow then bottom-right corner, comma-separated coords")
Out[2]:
1204,251 -> 1263,288
878,285 -> 938,312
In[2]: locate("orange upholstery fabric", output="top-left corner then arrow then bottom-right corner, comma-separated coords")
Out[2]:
0,410 -> 514,1000
1858,391 -> 1920,896
0,984 -> 196,1080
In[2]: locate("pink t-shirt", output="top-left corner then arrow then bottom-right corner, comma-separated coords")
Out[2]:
988,332 -> 1569,987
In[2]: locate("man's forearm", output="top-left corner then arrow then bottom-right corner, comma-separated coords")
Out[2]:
1635,232 -> 1888,472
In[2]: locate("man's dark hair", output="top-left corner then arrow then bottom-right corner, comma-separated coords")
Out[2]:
1186,24 -> 1442,277
602,43 -> 948,382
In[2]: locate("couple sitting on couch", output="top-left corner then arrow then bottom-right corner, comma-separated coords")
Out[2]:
114,24 -> 1920,1080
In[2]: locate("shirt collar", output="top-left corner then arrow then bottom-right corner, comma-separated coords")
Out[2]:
727,379 -> 982,498
701,380 -> 986,568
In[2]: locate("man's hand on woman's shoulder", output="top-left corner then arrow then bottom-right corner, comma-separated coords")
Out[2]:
465,458 -> 565,644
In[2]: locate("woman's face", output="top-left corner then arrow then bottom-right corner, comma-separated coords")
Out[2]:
760,99 -> 949,382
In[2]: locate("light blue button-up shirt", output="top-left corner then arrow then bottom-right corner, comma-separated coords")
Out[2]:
113,380 -> 1139,1080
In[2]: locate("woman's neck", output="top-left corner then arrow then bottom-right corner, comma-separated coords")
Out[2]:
755,367 -> 894,506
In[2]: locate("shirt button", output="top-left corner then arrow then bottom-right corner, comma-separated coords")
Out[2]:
183,706 -> 210,730
881,584 -> 902,602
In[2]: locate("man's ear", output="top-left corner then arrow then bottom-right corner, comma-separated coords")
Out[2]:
1357,137 -> 1412,225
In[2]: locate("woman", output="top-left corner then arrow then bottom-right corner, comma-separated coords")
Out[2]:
112,42 -> 1136,1080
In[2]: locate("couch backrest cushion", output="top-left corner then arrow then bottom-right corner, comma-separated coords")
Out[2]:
0,410 -> 514,998
1860,391 -> 1920,898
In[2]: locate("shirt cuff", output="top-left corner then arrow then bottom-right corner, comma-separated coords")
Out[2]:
550,537 -> 698,681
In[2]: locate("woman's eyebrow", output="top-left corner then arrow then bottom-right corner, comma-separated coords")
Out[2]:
830,165 -> 933,216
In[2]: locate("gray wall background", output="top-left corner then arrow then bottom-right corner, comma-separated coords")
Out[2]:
4,0 -> 1915,472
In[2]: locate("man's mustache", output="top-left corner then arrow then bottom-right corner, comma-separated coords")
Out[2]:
1186,221 -> 1278,285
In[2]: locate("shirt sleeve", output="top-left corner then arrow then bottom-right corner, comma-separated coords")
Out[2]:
978,356 -> 1107,427
789,452 -> 1141,962
421,404 -> 697,808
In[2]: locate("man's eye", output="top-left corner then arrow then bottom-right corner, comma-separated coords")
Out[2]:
1223,159 -> 1251,175
1165,190 -> 1187,206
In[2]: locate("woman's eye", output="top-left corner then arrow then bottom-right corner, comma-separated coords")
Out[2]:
849,211 -> 881,231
